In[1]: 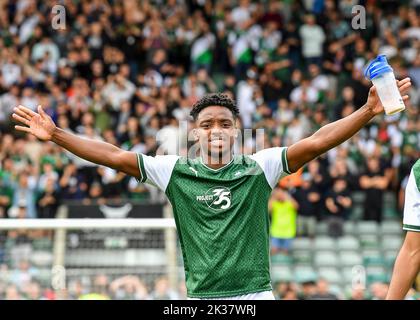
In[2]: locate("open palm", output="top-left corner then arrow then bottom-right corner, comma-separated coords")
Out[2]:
12,105 -> 56,141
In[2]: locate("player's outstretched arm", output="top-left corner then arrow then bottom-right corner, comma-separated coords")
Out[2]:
12,105 -> 139,178
386,231 -> 420,299
286,78 -> 411,173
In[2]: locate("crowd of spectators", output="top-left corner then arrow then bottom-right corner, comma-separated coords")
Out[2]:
0,0 -> 420,299
2,267 -> 418,300
0,0 -> 419,221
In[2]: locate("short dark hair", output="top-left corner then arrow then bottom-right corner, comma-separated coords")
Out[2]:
190,93 -> 239,120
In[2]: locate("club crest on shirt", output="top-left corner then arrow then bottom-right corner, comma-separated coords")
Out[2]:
196,186 -> 232,211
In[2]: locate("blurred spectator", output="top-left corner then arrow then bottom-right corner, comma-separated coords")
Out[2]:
79,274 -> 111,300
110,275 -> 150,300
190,22 -> 215,73
9,260 -> 38,291
67,279 -> 87,300
299,14 -> 326,66
293,173 -> 320,238
349,283 -> 367,300
281,287 -> 299,300
37,178 -> 59,219
5,284 -> 22,300
0,171 -> 13,217
58,162 -> 88,200
290,77 -> 319,105
97,166 -> 125,199
370,282 -> 389,300
359,157 -> 389,223
149,276 -> 179,300
325,177 -> 352,238
298,280 -> 318,300
269,188 -> 298,255
8,171 -> 38,219
309,278 -> 339,300
274,281 -> 299,300
22,281 -> 44,300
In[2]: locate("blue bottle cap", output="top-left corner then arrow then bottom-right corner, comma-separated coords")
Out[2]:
364,55 -> 393,81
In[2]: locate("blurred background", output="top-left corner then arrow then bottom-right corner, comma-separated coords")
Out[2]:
0,0 -> 419,300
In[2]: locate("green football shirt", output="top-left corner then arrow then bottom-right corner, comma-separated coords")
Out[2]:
137,147 -> 291,298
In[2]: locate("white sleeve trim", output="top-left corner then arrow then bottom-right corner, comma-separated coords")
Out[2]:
137,154 -> 180,192
249,147 -> 291,189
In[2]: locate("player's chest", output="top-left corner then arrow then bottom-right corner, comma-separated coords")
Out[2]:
168,170 -> 266,213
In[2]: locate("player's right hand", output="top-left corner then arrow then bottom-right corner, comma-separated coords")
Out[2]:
12,105 -> 56,141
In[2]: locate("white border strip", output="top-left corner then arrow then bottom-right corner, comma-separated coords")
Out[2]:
0,218 -> 176,230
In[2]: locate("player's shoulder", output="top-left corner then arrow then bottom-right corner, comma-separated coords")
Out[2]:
248,146 -> 286,159
140,153 -> 181,166
171,156 -> 203,171
248,147 -> 290,171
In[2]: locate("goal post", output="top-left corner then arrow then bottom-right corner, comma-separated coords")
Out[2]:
0,205 -> 183,300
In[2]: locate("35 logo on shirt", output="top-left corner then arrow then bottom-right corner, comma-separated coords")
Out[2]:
196,186 -> 232,211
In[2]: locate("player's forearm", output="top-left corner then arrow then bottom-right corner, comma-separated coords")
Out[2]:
311,104 -> 375,156
51,127 -> 123,170
386,245 -> 420,299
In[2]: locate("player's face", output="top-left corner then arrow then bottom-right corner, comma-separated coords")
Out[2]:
195,106 -> 237,160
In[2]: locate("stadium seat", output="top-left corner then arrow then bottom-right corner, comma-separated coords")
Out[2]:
314,236 -> 336,251
30,251 -> 53,267
343,221 -> 356,235
383,192 -> 398,219
293,266 -> 318,283
363,255 -> 386,268
314,251 -> 339,267
34,268 -> 55,288
271,253 -> 293,266
384,251 -> 398,268
362,249 -> 382,263
315,222 -> 328,235
359,234 -> 380,249
32,238 -> 53,251
291,237 -> 312,250
351,192 -> 366,204
339,251 -> 363,267
380,220 -> 402,235
292,250 -> 313,265
350,206 -> 364,220
329,284 -> 344,299
366,266 -> 390,284
318,267 -> 342,284
357,221 -> 379,234
337,236 -> 360,251
381,236 -> 403,251
341,267 -> 356,286
271,265 -> 293,282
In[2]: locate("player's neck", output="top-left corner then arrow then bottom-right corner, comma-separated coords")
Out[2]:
201,153 -> 233,170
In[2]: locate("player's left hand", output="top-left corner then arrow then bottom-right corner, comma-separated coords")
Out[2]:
366,77 -> 411,115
